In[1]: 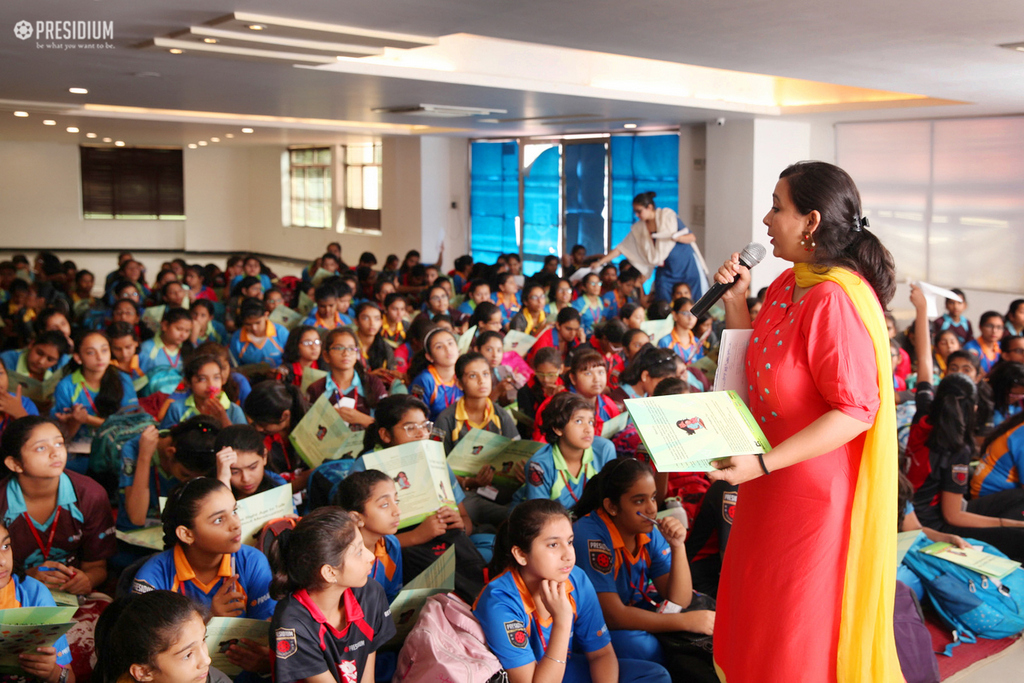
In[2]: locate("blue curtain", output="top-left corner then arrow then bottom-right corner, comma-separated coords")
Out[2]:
470,141 -> 519,265
564,143 -> 608,257
610,135 -> 679,249
521,146 -> 561,276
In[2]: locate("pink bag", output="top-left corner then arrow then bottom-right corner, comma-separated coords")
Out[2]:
393,593 -> 503,683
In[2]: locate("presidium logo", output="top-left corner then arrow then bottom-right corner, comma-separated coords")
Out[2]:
13,20 -> 115,49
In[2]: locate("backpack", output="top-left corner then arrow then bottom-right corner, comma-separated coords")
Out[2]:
902,534 -> 1024,655
255,517 -> 298,557
393,593 -> 503,683
893,580 -> 940,683
89,405 -> 156,474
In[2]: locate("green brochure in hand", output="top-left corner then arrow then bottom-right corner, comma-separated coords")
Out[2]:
8,371 -> 61,406
269,305 -> 304,331
386,545 -> 455,647
299,367 -> 329,396
446,429 -> 544,480
0,608 -> 76,674
363,440 -> 456,529
116,525 -> 164,550
896,530 -> 923,566
290,393 -> 362,468
624,391 -> 771,472
920,542 -> 1022,579
238,483 -> 293,545
205,617 -> 270,676
297,290 -> 316,316
503,330 -> 537,357
601,411 -> 630,439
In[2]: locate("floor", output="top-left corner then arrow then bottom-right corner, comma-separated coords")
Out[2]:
948,638 -> 1024,682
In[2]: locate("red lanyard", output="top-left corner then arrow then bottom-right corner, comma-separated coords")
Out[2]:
23,508 -> 61,562
532,612 -> 549,653
164,348 -> 180,368
621,546 -> 655,607
558,470 -> 586,504
79,383 -> 97,413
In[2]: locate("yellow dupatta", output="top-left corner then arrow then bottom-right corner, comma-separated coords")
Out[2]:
793,262 -> 901,683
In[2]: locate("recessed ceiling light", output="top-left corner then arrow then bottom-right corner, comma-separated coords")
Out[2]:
1018,46 -> 1024,52
86,133 -> 97,138
188,143 -> 198,149
198,141 -> 208,146
43,120 -> 56,126
66,127 -> 79,133
169,48 -> 184,54
225,133 -> 234,138
13,111 -> 28,117
69,87 -> 88,94
203,38 -> 218,44
241,128 -> 254,133
247,24 -> 266,31
102,137 -> 112,143
623,123 -> 638,129
114,141 -> 125,147
210,137 -> 220,142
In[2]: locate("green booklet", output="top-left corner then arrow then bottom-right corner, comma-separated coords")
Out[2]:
457,325 -> 477,354
299,367 -> 329,396
8,371 -> 61,406
290,393 -> 364,468
896,530 -> 923,565
269,305 -> 304,331
446,429 -> 543,481
141,304 -> 165,333
640,318 -> 673,344
311,268 -> 335,286
205,617 -> 270,676
601,411 -> 629,439
0,607 -> 77,674
363,440 -> 457,529
624,391 -> 771,472
116,525 -> 164,550
920,541 -> 1022,579
503,330 -> 537,357
297,291 -> 316,316
386,545 -> 455,647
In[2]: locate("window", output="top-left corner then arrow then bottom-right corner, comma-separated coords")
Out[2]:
80,146 -> 184,220
837,117 -> 1024,293
288,147 -> 333,229
343,143 -> 382,231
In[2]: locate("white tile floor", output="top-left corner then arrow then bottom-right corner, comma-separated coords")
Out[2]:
946,638 -> 1024,682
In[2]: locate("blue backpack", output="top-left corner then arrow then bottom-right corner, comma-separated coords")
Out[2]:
902,534 -> 1024,654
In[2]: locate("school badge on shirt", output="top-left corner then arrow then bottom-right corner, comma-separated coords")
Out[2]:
722,491 -> 738,524
952,464 -> 969,486
338,660 -> 358,683
589,540 -> 613,575
527,462 -> 544,487
275,628 -> 297,659
505,619 -> 528,648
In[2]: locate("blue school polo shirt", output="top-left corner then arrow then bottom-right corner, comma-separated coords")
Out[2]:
572,297 -> 607,337
473,566 -> 610,671
0,575 -> 72,666
159,392 -> 248,429
116,434 -> 183,531
573,509 -> 672,608
229,322 -> 289,367
370,534 -> 403,604
409,367 -> 463,422
132,544 -> 275,620
524,437 -> 616,509
50,370 -> 138,441
138,337 -> 185,375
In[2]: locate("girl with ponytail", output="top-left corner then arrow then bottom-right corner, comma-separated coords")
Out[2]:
51,330 -> 136,441
475,498 -> 671,683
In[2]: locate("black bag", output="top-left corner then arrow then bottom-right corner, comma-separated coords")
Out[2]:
654,592 -> 719,683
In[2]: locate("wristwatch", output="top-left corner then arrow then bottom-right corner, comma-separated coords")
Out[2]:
57,666 -> 69,683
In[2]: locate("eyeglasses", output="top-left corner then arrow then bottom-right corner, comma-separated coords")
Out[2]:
329,345 -> 359,354
429,296 -> 448,303
299,339 -> 321,347
402,420 -> 434,436
527,294 -> 545,301
535,372 -> 560,380
981,324 -> 1005,331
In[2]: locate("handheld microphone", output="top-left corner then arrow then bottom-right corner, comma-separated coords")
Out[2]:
689,242 -> 767,318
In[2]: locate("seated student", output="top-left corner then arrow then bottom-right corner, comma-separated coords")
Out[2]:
657,298 -> 703,365
572,459 -> 715,678
303,283 -> 348,331
669,282 -> 692,303
0,330 -> 69,386
930,328 -> 961,381
422,283 -> 454,319
110,279 -> 144,310
159,280 -> 189,311
458,278 -> 492,317
138,308 -> 192,375
96,591 -> 235,683
965,311 -> 1004,375
475,330 -> 533,407
229,297 -> 289,368
409,328 -> 463,421
493,272 -> 522,326
590,319 -> 627,388
107,321 -> 147,394
985,361 -> 1024,429
118,417 -> 219,531
0,519 -> 75,683
618,302 -> 647,332
109,297 -> 154,343
393,314 -> 434,379
436,351 -> 519,452
0,357 -> 38,440
160,354 -> 247,429
52,331 -> 138,444
0,416 -> 115,595
599,263 -> 619,295
930,289 -> 972,346
245,380 -> 309,495
532,348 -> 620,441
621,329 -> 651,366
189,299 -> 226,346
306,328 -> 388,429
194,341 -> 251,408
474,499 -> 671,683
608,345 -> 678,409
517,347 -> 564,439
275,325 -> 323,388
509,283 -> 549,336
224,277 -> 265,333
526,306 -> 584,367
132,478 -> 276,651
333,282 -> 356,324
546,277 -> 574,318
525,393 -> 617,508
184,263 -> 218,303
214,424 -> 287,501
353,302 -> 397,379
334,470 -> 404,603
230,255 -> 273,293
380,292 -> 408,345
264,286 -> 286,314
574,273 -> 610,337
36,308 -> 74,357
602,267 -> 642,320
467,301 -> 505,340
268,508 -> 395,683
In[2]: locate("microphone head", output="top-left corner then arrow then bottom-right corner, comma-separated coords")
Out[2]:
740,242 -> 767,268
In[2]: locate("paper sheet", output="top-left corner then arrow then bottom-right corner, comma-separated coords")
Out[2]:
503,330 -> 537,357
913,280 -> 962,319
363,440 -> 455,529
601,411 -> 630,438
386,546 -> 455,647
896,530 -> 923,566
640,318 -> 674,344
712,329 -> 754,405
569,267 -> 594,284
298,367 -> 329,396
269,305 -> 304,331
205,617 -> 270,676
116,525 -> 164,550
0,609 -> 76,674
920,541 -> 1021,579
290,393 -> 359,468
237,484 -> 293,545
446,429 -> 543,479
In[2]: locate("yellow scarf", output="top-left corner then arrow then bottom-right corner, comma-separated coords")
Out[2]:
451,398 -> 500,441
522,309 -> 546,336
792,263 -> 900,682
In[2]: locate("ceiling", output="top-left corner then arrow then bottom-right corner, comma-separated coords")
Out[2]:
2,0 -> 1023,146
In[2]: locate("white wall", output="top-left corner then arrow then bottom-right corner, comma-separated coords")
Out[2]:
678,125 -> 707,251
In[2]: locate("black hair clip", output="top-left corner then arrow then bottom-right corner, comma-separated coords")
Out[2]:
853,215 -> 870,232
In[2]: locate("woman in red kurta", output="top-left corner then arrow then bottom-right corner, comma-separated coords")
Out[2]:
708,162 -> 901,683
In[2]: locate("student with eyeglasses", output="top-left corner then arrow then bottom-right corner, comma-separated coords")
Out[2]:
305,329 -> 387,430
274,325 -> 323,389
